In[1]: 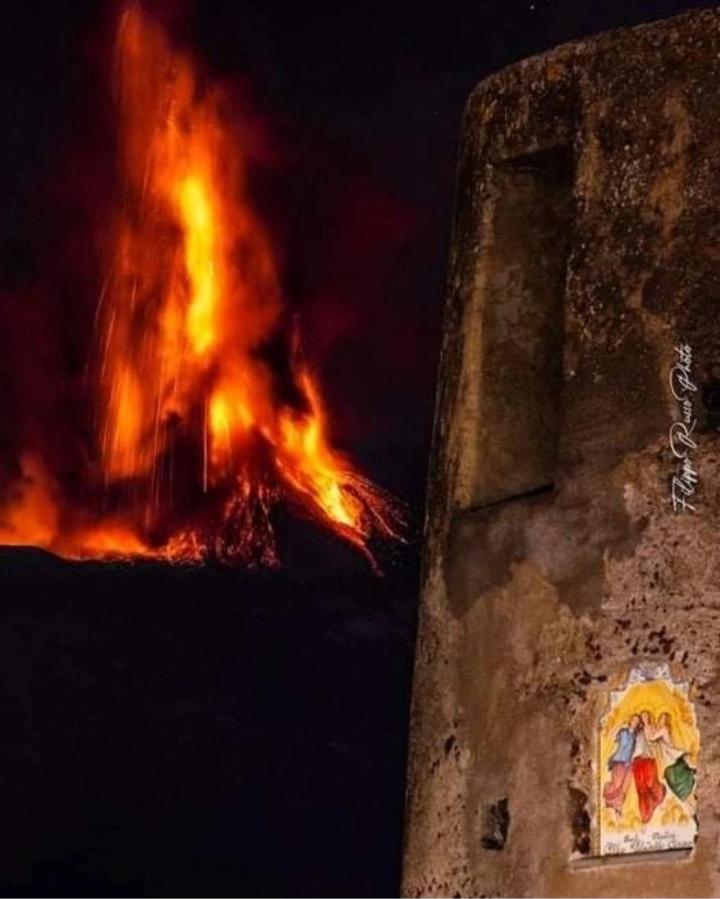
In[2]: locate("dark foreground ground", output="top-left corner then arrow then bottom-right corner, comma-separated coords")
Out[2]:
0,543 -> 418,897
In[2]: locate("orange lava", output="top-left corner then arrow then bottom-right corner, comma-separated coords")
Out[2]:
0,4 -> 404,567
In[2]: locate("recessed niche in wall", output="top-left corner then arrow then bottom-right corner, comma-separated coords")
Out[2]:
457,145 -> 574,509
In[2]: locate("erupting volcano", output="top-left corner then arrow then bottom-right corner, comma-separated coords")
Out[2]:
0,4 -> 404,567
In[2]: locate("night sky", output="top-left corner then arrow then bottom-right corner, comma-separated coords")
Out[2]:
0,0 -> 709,896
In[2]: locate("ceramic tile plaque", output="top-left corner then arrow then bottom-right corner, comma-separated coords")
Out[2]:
599,663 -> 699,856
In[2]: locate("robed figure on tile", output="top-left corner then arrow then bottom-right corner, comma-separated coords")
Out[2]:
598,664 -> 698,857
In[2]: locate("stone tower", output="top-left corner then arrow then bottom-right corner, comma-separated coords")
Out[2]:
403,9 -> 720,897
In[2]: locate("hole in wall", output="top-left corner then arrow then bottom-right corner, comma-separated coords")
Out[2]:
481,797 -> 510,851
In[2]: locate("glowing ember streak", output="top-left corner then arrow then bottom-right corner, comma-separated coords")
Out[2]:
0,3 -> 404,567
178,175 -> 218,355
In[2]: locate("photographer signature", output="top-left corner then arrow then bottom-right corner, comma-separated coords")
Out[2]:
668,343 -> 698,513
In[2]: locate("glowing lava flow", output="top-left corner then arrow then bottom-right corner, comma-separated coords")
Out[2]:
0,5 -> 404,567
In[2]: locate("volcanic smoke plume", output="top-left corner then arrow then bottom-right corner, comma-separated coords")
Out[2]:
0,4 -> 403,567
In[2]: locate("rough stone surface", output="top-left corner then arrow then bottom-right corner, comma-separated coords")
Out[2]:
403,9 -> 720,897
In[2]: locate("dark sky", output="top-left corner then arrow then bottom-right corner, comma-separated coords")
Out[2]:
0,0 -> 707,506
0,1 -> 710,897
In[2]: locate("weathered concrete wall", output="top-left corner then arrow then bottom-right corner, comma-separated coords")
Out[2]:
403,9 -> 720,897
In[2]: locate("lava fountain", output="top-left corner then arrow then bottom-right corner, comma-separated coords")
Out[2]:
0,4 -> 404,567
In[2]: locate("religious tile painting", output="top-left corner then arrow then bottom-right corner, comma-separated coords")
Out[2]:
598,663 -> 699,856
